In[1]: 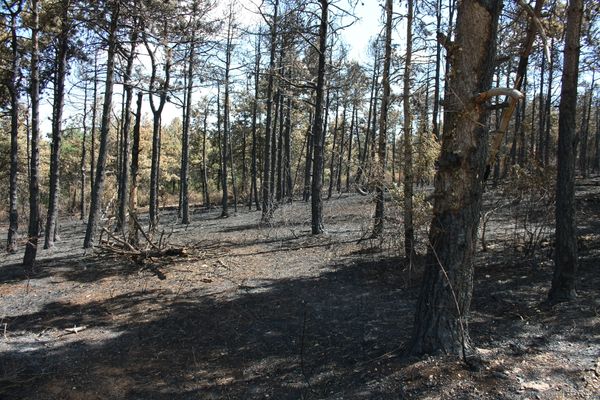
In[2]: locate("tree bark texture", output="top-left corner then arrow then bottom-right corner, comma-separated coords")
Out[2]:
411,0 -> 502,356
549,0 -> 583,303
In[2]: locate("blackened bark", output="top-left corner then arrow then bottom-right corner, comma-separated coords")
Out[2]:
145,24 -> 172,229
128,92 -> 143,245
549,0 -> 583,303
403,0 -> 414,258
261,0 -> 279,222
303,111 -> 313,202
310,0 -> 328,234
250,34 -> 261,210
411,0 -> 502,356
117,18 -> 139,231
45,0 -> 70,249
6,0 -> 22,254
84,1 -> 120,248
372,0 -> 393,238
23,0 -> 41,267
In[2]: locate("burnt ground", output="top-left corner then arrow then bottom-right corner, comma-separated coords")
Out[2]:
0,179 -> 599,399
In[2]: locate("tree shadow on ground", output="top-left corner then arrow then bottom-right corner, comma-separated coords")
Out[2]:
1,256 -> 418,400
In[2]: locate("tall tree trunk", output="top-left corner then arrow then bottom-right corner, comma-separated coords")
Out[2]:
80,77 -> 88,220
261,0 -> 279,222
145,25 -> 172,229
403,0 -> 415,258
221,12 -> 234,217
117,18 -> 139,231
90,51 -> 98,194
432,0 -> 442,140
83,1 -> 120,248
6,0 -> 22,254
549,0 -> 583,303
336,103 -> 346,193
284,94 -> 293,202
543,39 -> 555,167
372,0 -> 393,237
202,108 -> 210,207
411,0 -> 502,356
303,111 -> 313,202
310,0 -> 328,234
128,92 -> 143,245
327,95 -> 340,200
45,0 -> 71,249
579,76 -> 594,178
23,0 -> 41,266
250,33 -> 261,210
346,105 -> 355,192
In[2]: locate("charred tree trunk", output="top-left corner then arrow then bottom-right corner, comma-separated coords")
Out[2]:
6,0 -> 22,254
372,0 -> 393,237
23,0 -> 41,266
261,0 -> 279,222
117,19 -> 139,232
45,0 -> 71,249
411,0 -> 502,356
303,111 -> 313,202
128,92 -> 143,245
403,0 -> 415,258
549,0 -> 583,303
180,32 -> 194,224
83,1 -> 120,248
249,33 -> 261,210
310,0 -> 328,234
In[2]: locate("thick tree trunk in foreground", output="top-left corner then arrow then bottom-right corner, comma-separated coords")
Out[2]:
310,0 -> 328,234
548,0 -> 583,304
84,1 -> 120,249
128,92 -> 143,245
411,0 -> 502,356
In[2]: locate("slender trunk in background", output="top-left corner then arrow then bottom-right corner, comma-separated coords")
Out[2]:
346,105 -> 355,192
579,75 -> 594,178
336,104 -> 346,193
356,43 -> 380,188
7,0 -> 22,254
303,111 -> 313,202
221,11 -> 234,217
180,33 -> 194,224
202,109 -> 210,207
310,0 -> 328,234
402,0 -> 414,258
411,0 -> 502,356
23,0 -> 41,266
261,0 -> 279,222
80,78 -> 88,220
328,96 -> 340,200
372,0 -> 393,238
145,23 -> 172,229
117,18 -> 139,231
543,39 -> 555,167
90,52 -> 98,193
45,0 -> 71,249
128,92 -> 143,245
84,1 -> 120,248
250,33 -> 261,210
284,94 -> 293,201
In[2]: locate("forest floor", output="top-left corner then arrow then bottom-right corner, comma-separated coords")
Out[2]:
1,178 -> 599,399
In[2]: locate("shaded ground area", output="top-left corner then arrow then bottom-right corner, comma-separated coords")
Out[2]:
1,181 -> 599,399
